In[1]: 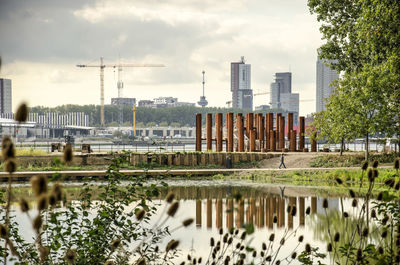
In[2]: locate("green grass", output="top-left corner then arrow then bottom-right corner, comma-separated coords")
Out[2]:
310,153 -> 399,167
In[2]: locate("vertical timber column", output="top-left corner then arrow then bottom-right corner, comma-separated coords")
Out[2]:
245,113 -> 250,137
279,116 -> 285,150
265,114 -> 270,150
311,133 -> 317,152
276,113 -> 281,144
237,113 -> 244,152
206,199 -> 212,228
299,116 -> 305,151
270,130 -> 276,152
299,197 -> 305,226
248,113 -> 254,138
196,199 -> 202,227
216,113 -> 223,152
227,113 -> 234,152
206,113 -> 212,151
216,199 -> 223,229
290,130 -> 297,152
195,113 -> 202,152
250,129 -> 256,152
288,113 -> 293,142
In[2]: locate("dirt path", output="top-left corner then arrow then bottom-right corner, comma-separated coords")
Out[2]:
258,153 -> 319,169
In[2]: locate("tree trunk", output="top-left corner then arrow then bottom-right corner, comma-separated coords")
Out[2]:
340,138 -> 344,156
365,133 -> 369,161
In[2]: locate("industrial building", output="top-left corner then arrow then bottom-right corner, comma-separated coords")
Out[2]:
138,97 -> 195,108
316,57 -> 339,112
111,97 -> 136,106
0,78 -> 12,114
231,57 -> 253,109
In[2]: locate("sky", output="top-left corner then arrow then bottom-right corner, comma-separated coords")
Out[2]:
0,0 -> 323,116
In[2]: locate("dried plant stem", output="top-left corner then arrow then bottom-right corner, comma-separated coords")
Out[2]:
3,173 -> 13,265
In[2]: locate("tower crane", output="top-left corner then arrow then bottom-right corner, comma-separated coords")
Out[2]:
76,57 -> 165,126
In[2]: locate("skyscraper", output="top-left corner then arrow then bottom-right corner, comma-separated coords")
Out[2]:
316,57 -> 339,112
269,72 -> 293,109
231,57 -> 252,109
0,79 -> 12,114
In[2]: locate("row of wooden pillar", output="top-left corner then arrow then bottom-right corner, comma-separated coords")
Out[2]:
195,196 -> 317,229
196,112 -> 315,152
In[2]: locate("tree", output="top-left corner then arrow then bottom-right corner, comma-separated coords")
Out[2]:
308,0 -> 400,159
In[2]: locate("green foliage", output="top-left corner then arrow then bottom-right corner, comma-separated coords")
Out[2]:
310,153 -> 398,168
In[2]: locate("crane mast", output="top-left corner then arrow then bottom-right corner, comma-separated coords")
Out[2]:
76,57 -> 165,127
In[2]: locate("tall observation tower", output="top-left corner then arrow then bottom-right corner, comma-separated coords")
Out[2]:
197,70 -> 208,108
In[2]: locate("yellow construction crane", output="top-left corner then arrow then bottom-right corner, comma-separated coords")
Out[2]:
76,57 -> 165,126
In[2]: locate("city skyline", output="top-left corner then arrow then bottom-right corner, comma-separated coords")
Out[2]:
0,0 -> 323,116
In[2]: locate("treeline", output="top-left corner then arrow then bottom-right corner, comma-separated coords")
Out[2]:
29,105 -> 284,127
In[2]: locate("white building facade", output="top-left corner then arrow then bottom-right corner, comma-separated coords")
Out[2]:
0,79 -> 12,114
316,58 -> 339,112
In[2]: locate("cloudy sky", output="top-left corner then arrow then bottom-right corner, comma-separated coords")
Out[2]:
0,0 -> 323,115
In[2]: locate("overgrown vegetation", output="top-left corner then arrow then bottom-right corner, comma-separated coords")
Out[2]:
310,153 -> 398,168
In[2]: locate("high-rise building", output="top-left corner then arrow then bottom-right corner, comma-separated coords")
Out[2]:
231,57 -> 252,109
0,79 -> 12,114
316,57 -> 339,112
269,72 -> 294,109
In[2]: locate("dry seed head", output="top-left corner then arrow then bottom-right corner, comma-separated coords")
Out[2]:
371,209 -> 377,218
210,237 -> 215,247
188,254 -> 191,260
48,193 -> 57,207
298,235 -> 304,242
381,230 -> 388,238
349,189 -> 356,198
4,158 -> 17,173
343,212 -> 349,218
19,197 -> 29,212
352,199 -> 358,207
334,232 -> 340,242
111,239 -> 121,250
361,161 -> 368,171
37,194 -> 48,211
280,238 -> 285,245
373,169 -> 379,179
291,206 -> 297,216
252,251 -> 257,257
275,260 -> 280,265
0,224 -> 8,239
198,257 -> 202,264
183,218 -> 194,227
167,202 -> 179,217
65,249 -> 77,264
395,181 -> 400,191
262,242 -> 266,250
135,209 -> 145,221
305,244 -> 311,253
357,249 -> 362,260
31,175 -> 48,196
273,215 -> 278,223
15,103 -> 28,122
166,239 -> 179,252
265,255 -> 272,262
382,215 -> 389,225
335,178 -> 343,185
240,231 -> 246,240
2,136 -> 15,160
362,228 -> 368,237
39,245 -> 50,262
33,215 -> 43,231
322,198 -> 328,209
286,205 -> 291,213
137,258 -> 146,265
269,233 -> 275,242
327,243 -> 332,252
367,169 -> 373,181
53,183 -> 63,201
63,143 -> 73,163
305,206 -> 311,215
385,179 -> 395,187
291,252 -> 297,259
377,192 -> 383,201
372,161 -> 379,168
395,159 -> 399,170
165,192 -> 175,203
378,246 -> 384,255
180,262 -> 185,265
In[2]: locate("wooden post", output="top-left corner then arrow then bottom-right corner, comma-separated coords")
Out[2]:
216,113 -> 223,152
227,113 -> 234,152
265,114 -> 270,150
311,134 -> 317,152
299,116 -> 305,151
206,113 -> 212,151
250,129 -> 256,152
237,113 -> 244,152
276,113 -> 281,144
270,130 -> 276,152
290,130 -> 297,152
195,113 -> 202,152
279,116 -> 285,150
247,113 -> 254,138
288,113 -> 293,142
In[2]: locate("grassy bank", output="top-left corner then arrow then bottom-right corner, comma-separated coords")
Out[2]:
310,152 -> 399,167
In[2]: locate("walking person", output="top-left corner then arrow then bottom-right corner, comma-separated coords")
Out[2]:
279,152 -> 286,169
